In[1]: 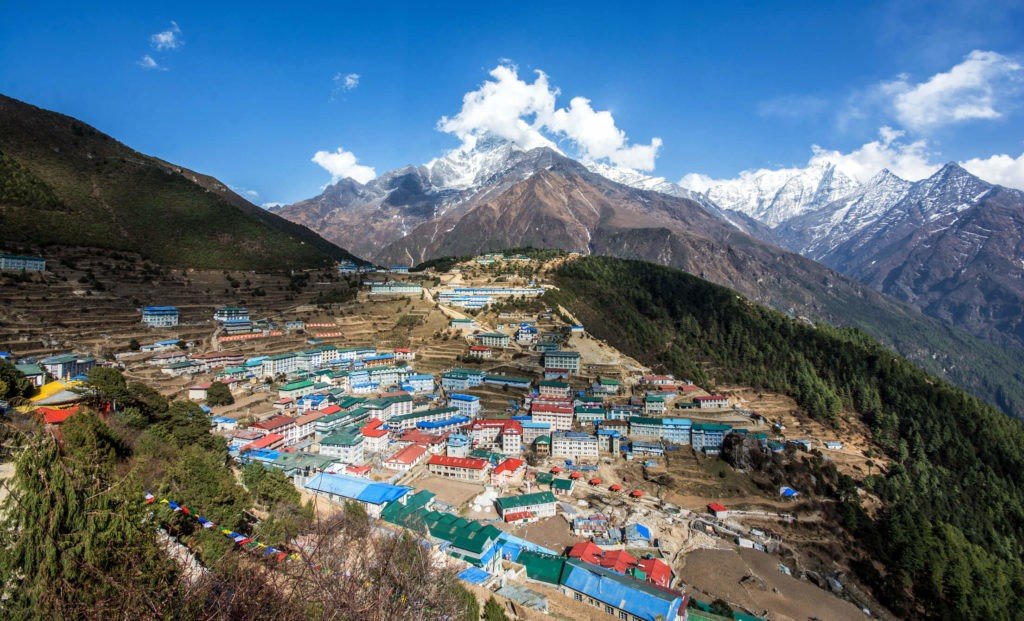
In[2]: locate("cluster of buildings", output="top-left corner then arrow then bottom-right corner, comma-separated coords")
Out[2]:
435,286 -> 545,310
8,352 -> 97,387
0,253 -> 46,272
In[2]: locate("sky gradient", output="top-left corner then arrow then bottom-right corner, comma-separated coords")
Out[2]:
2,1 -> 1023,204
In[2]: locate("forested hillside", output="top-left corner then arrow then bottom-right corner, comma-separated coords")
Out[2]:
548,256 -> 1024,619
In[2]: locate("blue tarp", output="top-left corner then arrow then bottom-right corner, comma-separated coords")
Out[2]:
560,560 -> 681,621
779,486 -> 799,498
625,523 -> 652,542
304,472 -> 411,506
458,567 -> 491,585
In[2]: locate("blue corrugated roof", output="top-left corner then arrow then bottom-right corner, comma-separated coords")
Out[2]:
560,560 -> 681,621
457,567 -> 491,585
625,523 -> 652,541
304,472 -> 411,506
417,416 -> 470,429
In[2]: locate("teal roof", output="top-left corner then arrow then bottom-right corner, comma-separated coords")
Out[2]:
496,491 -> 556,511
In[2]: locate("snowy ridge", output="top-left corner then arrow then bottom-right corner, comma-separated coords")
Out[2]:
694,161 -> 861,227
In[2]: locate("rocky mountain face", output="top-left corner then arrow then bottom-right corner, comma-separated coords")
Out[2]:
812,164 -> 1024,348
698,160 -> 1024,350
276,137 -> 1024,418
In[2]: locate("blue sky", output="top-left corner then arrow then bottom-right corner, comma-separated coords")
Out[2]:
2,1 -> 1023,204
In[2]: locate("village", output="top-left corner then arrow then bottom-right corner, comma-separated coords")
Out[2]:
1,251 -> 879,621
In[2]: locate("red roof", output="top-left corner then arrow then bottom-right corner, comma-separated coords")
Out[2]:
362,427 -> 388,438
530,403 -> 573,414
386,443 -> 428,465
295,410 -> 328,425
568,541 -> 604,564
241,433 -> 285,452
695,394 -> 727,401
393,348 -> 412,353
638,557 -> 673,588
550,466 -> 563,474
609,484 -> 623,492
569,471 -> 582,479
503,510 -> 534,523
468,345 -> 490,351
493,458 -> 524,475
320,405 -> 342,415
469,419 -> 522,434
38,405 -> 80,425
681,384 -> 700,392
707,502 -> 728,513
345,465 -> 372,476
602,549 -> 638,573
589,477 -> 602,485
630,489 -> 644,498
251,415 -> 295,431
428,455 -> 489,470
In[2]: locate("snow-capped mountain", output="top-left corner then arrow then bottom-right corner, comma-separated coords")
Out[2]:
583,161 -> 768,235
775,169 -> 912,259
692,161 -> 861,227
424,134 -> 528,191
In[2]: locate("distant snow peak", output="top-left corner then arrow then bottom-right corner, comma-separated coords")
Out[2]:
425,134 -> 524,191
701,160 -> 861,227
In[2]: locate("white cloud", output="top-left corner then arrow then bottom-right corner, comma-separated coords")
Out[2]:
136,55 -> 164,71
262,202 -> 284,210
961,152 -> 1024,190
151,21 -> 183,51
808,126 -> 939,183
438,63 -> 662,171
438,64 -> 558,153
678,172 -> 716,194
679,126 -> 1024,192
331,73 -> 361,100
311,147 -> 377,184
888,50 -> 1022,131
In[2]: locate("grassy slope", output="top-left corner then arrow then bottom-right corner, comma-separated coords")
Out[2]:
548,256 -> 1024,618
0,94 -> 360,270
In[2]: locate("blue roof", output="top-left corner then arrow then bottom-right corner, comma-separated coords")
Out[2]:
449,393 -> 479,402
560,560 -> 682,621
142,306 -> 178,313
458,567 -> 491,585
304,472 -> 411,506
211,416 -> 236,423
417,416 -> 471,430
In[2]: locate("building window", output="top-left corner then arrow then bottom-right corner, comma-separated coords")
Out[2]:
573,593 -> 582,602
605,605 -> 614,614
618,612 -> 627,620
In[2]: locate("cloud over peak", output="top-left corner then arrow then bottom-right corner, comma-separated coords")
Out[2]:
311,147 -> 376,184
438,63 -> 662,171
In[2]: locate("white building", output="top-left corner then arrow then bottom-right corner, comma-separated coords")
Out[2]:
551,431 -> 600,461
141,306 -> 179,327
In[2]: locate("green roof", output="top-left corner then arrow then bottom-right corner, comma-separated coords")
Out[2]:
475,332 -> 508,339
599,378 -> 621,385
280,379 -> 314,391
692,422 -> 733,432
535,472 -> 554,484
390,406 -> 459,424
381,501 -> 501,559
645,395 -> 666,402
551,478 -> 574,491
517,551 -> 566,585
14,363 -> 44,376
630,416 -> 664,426
496,491 -> 557,511
320,428 -> 362,446
539,380 -> 569,389
535,435 -> 551,444
267,352 -> 297,361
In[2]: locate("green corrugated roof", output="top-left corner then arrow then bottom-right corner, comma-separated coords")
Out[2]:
496,491 -> 556,511
517,551 -> 566,585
